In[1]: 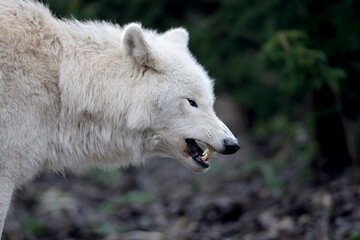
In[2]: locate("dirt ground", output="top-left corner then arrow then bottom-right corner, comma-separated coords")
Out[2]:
3,96 -> 360,240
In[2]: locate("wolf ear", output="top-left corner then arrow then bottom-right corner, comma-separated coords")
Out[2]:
163,28 -> 189,48
122,23 -> 155,67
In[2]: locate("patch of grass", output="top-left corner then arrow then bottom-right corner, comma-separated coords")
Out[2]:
352,230 -> 360,240
98,190 -> 154,214
260,164 -> 283,197
297,141 -> 317,183
207,159 -> 233,175
239,159 -> 262,178
119,190 -> 154,204
239,159 -> 284,197
96,221 -> 114,235
20,216 -> 46,236
87,168 -> 123,188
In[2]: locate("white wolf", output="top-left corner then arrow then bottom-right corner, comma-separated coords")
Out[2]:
0,0 -> 240,236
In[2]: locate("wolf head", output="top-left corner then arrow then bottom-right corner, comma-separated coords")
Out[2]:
121,23 -> 240,172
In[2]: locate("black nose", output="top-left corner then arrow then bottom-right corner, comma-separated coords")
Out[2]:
222,138 -> 240,154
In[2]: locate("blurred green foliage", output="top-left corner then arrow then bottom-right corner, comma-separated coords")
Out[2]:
263,30 -> 346,96
260,164 -> 283,197
353,231 -> 360,240
42,0 -> 360,175
20,216 -> 46,236
88,169 -> 123,188
98,190 -> 154,214
239,159 -> 286,197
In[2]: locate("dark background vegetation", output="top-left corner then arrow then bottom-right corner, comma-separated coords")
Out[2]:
4,0 -> 360,239
43,0 -> 360,177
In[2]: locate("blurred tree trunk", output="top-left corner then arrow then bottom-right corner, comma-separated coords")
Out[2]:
312,84 -> 352,180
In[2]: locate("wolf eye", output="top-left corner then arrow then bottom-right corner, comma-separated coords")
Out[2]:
187,98 -> 198,108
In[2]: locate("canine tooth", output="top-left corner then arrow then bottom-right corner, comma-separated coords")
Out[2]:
201,145 -> 214,162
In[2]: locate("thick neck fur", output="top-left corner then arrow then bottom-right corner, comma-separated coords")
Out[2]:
48,22 -> 160,171
1,2 -> 161,171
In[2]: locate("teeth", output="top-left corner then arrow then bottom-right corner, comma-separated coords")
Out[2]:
201,145 -> 214,162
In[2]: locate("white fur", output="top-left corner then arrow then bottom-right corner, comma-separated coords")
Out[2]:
0,0 -> 238,236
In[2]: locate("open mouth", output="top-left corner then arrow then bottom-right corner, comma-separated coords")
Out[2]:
185,138 -> 215,169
